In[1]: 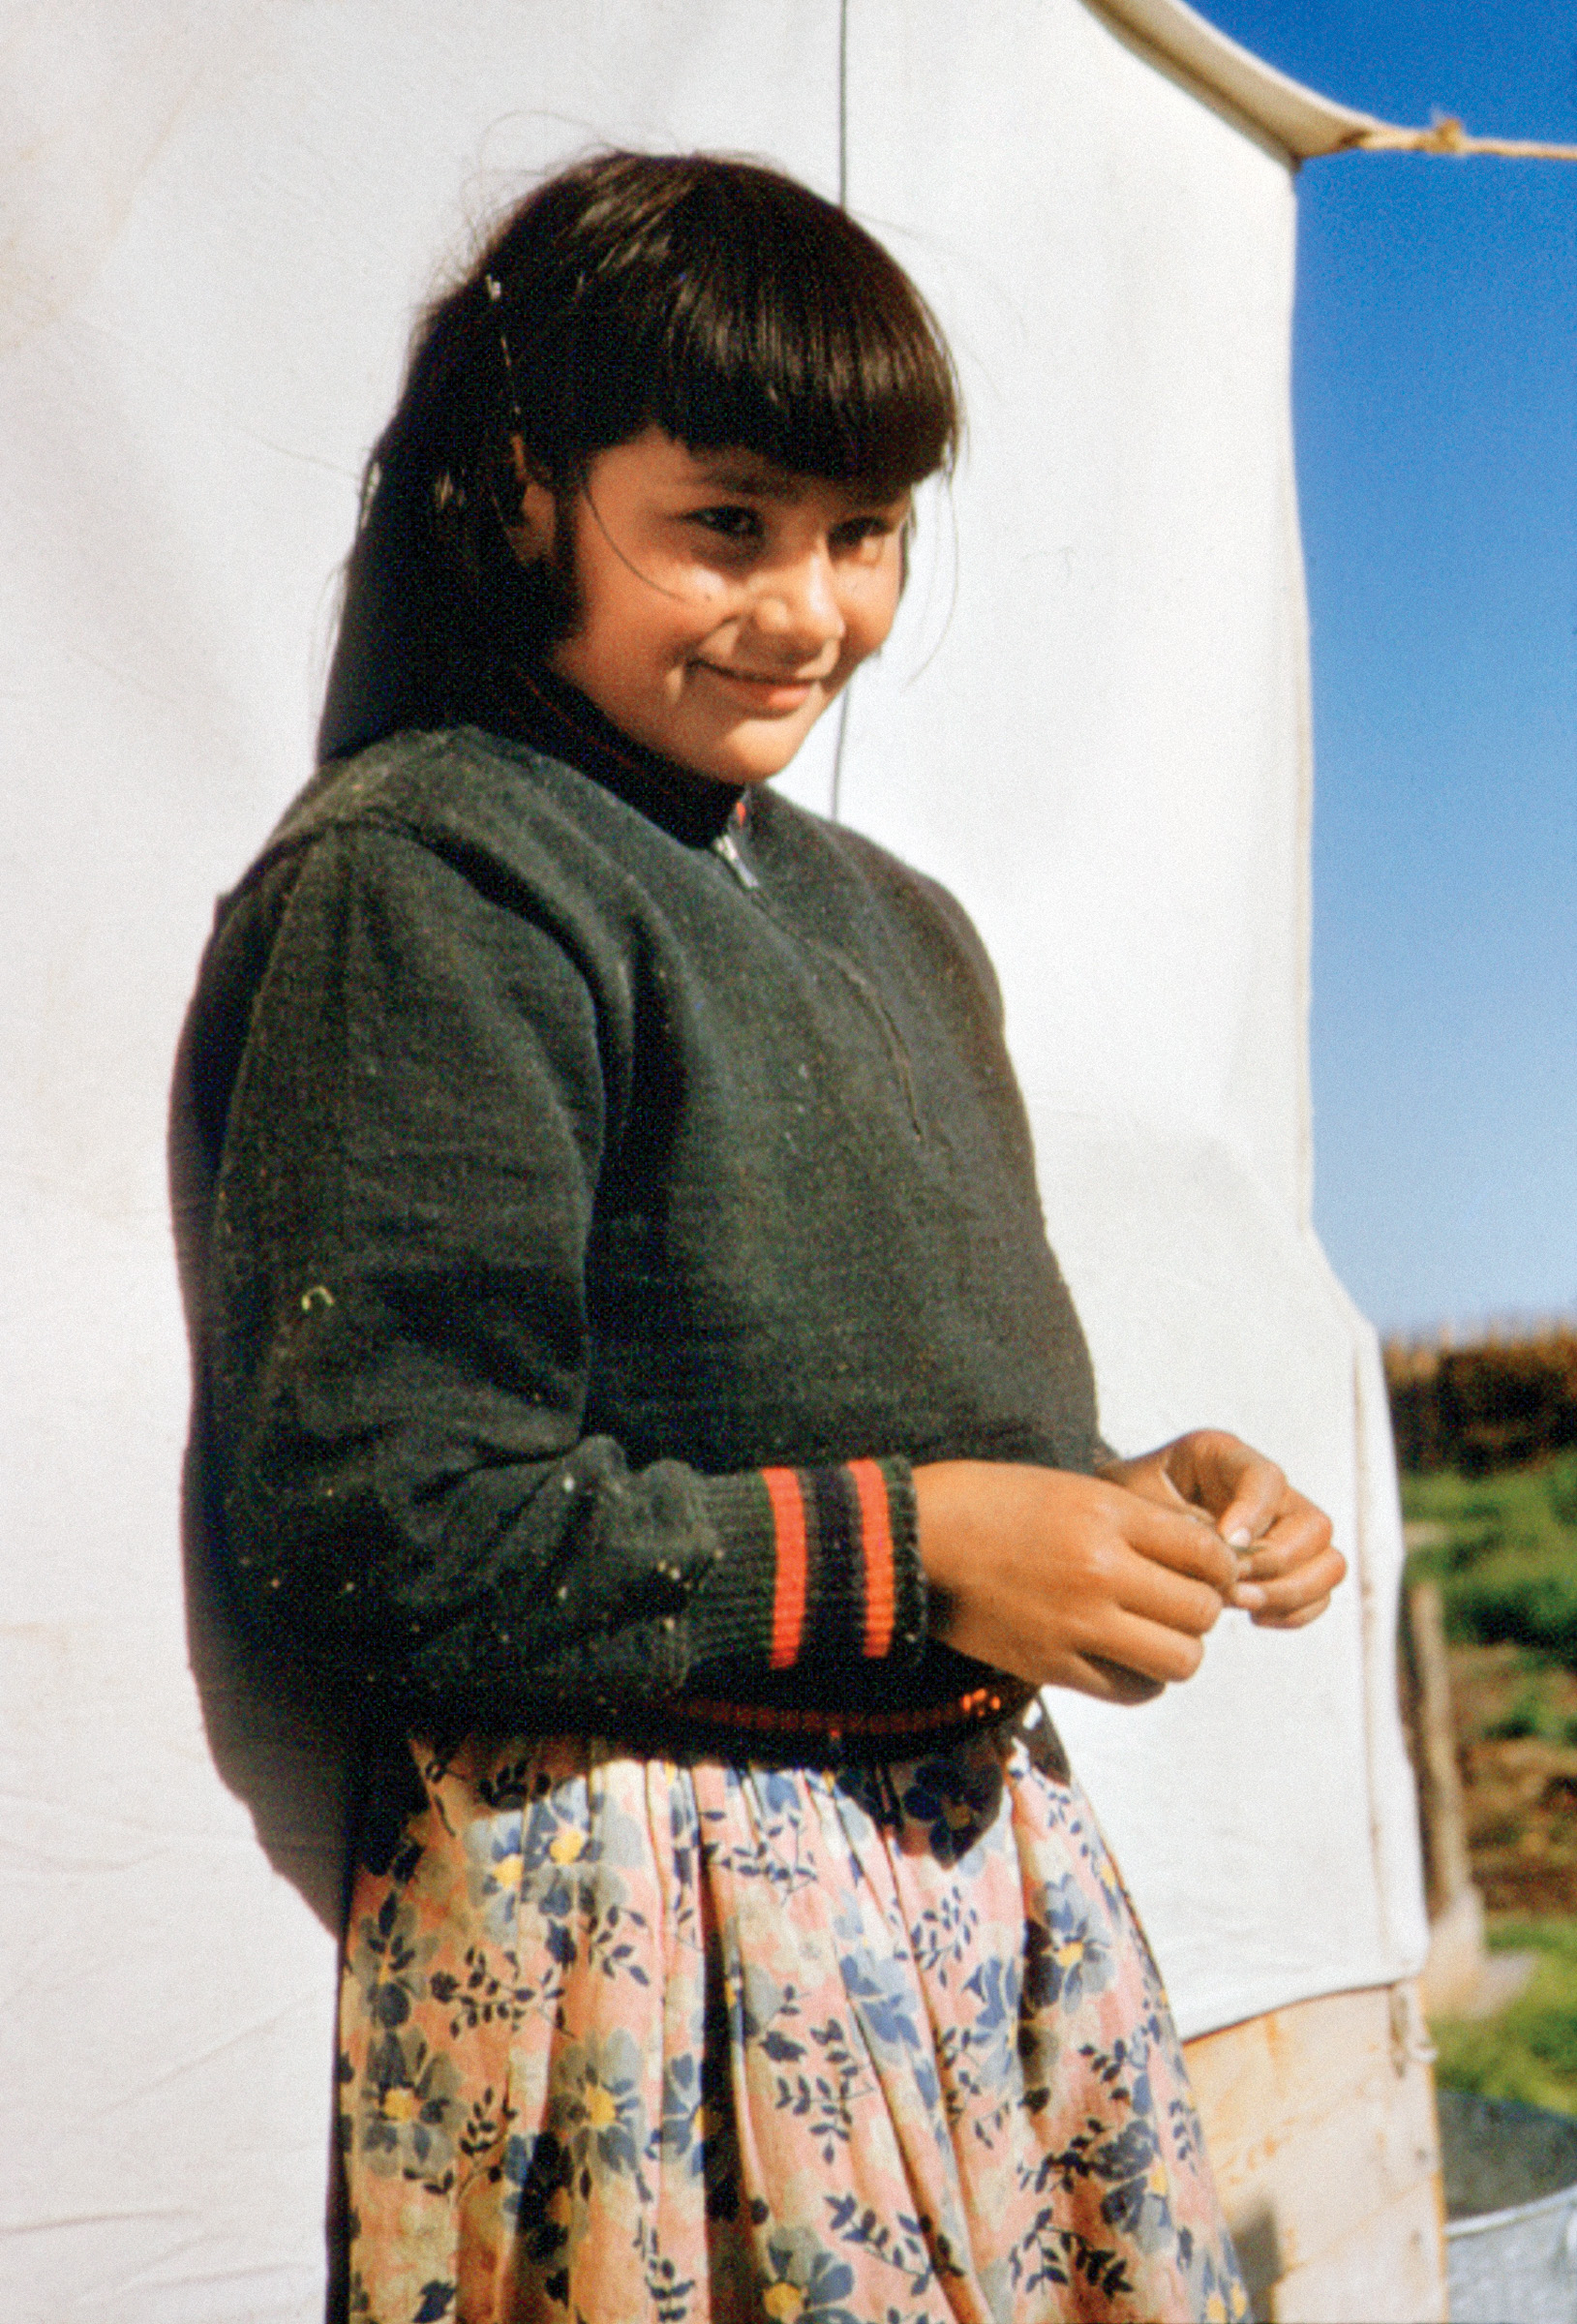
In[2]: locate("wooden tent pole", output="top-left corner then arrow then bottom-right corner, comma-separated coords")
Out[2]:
1341,117 -> 1577,163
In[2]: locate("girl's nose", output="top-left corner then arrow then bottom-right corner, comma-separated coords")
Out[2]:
750,548 -> 845,657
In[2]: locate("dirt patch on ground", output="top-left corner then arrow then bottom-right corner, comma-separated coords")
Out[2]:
1449,1642 -> 1577,1914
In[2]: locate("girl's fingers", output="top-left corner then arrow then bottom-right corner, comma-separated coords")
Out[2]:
1117,1495 -> 1240,1593
1232,1510 -> 1342,1586
1096,1605 -> 1213,1684
917,1455 -> 1345,1688
1168,1430 -> 1289,1548
1249,1593 -> 1334,1632
1212,1474 -> 1288,1550
1109,1548 -> 1227,1638
1217,1486 -> 1343,1620
1234,1543 -> 1348,1618
1222,1494 -> 1336,1618
1078,1655 -> 1168,1705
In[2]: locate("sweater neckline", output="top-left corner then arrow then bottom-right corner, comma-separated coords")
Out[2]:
503,666 -> 747,847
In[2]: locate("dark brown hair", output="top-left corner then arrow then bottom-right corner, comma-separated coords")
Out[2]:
318,151 -> 961,758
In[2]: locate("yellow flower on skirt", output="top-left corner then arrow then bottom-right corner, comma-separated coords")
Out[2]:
339,1708 -> 1249,2322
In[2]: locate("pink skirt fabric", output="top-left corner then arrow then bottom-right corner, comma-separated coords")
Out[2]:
339,1704 -> 1247,2323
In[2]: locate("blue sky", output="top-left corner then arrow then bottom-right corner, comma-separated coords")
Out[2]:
1189,1 -> 1577,1336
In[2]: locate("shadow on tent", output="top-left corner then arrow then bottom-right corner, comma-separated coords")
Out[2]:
168,1001 -> 351,2318
168,1001 -> 352,1936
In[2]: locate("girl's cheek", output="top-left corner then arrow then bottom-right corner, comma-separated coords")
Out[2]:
673,563 -> 732,609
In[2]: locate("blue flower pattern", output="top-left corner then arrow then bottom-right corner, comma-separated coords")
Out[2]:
341,1714 -> 1250,2321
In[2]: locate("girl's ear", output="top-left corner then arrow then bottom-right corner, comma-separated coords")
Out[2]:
505,471 -> 558,566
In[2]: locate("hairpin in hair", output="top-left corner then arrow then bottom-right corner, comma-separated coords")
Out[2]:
485,274 -> 530,485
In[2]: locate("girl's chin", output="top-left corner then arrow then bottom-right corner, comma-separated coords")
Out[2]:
596,687 -> 833,785
677,719 -> 823,787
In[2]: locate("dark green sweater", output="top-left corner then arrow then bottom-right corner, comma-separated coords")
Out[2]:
184,691 -> 1107,1758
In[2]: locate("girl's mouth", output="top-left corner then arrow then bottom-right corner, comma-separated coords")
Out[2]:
694,662 -> 823,710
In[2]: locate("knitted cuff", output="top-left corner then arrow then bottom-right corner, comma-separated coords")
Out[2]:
687,1456 -> 925,1680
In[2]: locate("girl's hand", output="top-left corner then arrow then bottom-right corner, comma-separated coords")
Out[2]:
1098,1429 -> 1346,1631
913,1460 -> 1240,1704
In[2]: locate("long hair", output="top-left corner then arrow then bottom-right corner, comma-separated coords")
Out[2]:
318,151 -> 961,759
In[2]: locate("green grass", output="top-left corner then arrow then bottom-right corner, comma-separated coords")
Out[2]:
1403,1454 -> 1577,2107
1434,1920 -> 1577,2115
1403,1450 -> 1577,1663
1482,1672 -> 1577,1746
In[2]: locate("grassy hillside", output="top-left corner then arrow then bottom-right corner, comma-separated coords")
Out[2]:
1404,1450 -> 1577,1667
1403,1449 -> 1577,2111
1433,1920 -> 1577,2114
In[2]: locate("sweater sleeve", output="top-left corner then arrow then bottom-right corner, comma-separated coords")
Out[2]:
197,820 -> 926,1730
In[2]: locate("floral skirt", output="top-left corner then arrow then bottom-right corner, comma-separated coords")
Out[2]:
338,1702 -> 1247,2323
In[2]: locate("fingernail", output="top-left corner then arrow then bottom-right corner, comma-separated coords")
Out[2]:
1231,1582 -> 1267,1610
1226,1525 -> 1253,1550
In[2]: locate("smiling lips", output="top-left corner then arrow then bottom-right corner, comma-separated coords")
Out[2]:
694,660 -> 832,710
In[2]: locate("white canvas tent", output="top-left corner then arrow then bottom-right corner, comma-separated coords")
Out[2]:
3,3 -> 1439,2315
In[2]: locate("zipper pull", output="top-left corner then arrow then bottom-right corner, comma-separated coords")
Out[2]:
712,825 -> 759,890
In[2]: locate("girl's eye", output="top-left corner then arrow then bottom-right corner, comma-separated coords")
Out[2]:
689,504 -> 762,542
833,515 -> 898,553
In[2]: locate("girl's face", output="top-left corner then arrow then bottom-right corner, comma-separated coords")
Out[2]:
522,427 -> 910,785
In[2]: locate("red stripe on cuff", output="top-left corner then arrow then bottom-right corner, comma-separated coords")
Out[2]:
762,1468 -> 809,1669
848,1459 -> 895,1658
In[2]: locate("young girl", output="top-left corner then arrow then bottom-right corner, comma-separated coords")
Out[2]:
186,152 -> 1343,2323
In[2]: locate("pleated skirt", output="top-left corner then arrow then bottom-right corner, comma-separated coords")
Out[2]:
338,1701 -> 1248,2323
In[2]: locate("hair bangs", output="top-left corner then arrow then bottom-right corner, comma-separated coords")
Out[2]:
639,184 -> 959,496
507,157 -> 959,497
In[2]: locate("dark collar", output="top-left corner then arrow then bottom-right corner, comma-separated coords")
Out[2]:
503,666 -> 746,846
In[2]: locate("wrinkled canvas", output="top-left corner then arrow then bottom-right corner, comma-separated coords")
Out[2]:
1,2 -> 1425,2310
